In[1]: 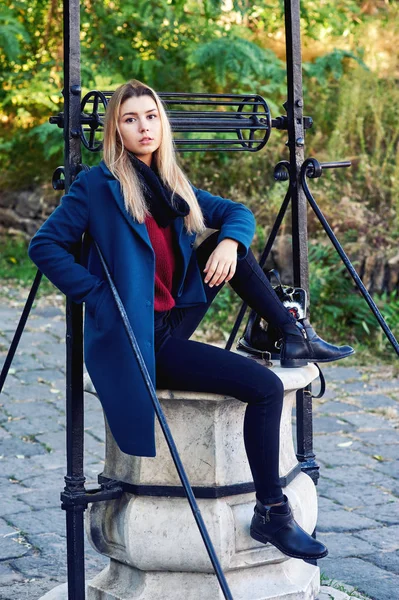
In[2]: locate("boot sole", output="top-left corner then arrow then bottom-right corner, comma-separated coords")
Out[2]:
250,527 -> 328,560
280,349 -> 355,368
280,358 -> 309,368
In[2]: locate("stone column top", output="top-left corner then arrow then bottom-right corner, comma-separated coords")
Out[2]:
84,361 -> 319,402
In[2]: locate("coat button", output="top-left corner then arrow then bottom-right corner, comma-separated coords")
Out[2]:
146,300 -> 152,306
190,241 -> 194,247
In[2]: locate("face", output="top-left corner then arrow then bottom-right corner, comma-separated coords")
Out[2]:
118,95 -> 162,166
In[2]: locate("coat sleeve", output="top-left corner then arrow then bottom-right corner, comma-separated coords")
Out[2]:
191,185 -> 256,260
28,170 -> 106,313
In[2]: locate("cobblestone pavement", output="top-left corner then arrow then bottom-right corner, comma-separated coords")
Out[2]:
0,290 -> 398,599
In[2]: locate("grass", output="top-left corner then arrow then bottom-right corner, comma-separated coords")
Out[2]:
0,233 -> 59,299
320,573 -> 372,599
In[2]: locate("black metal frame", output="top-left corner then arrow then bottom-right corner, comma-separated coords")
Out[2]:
1,0 -> 398,599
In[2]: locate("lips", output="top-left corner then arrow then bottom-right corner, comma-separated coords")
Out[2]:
139,137 -> 154,142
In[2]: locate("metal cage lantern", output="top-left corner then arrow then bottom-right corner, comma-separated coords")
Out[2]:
50,89 -> 273,153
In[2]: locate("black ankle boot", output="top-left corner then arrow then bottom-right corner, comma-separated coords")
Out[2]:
250,496 -> 328,560
237,310 -> 281,360
280,319 -> 355,368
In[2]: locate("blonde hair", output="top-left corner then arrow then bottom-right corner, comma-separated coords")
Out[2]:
103,79 -> 206,234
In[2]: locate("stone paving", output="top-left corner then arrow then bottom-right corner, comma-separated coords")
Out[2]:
0,290 -> 398,599
312,364 -> 399,600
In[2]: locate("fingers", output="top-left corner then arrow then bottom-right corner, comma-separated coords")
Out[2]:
224,263 -> 236,283
204,259 -> 236,287
203,243 -> 238,287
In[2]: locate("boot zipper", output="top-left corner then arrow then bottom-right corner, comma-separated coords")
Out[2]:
296,321 -> 308,340
261,508 -> 270,523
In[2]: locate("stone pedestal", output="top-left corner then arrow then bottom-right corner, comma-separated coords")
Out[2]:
82,360 -> 321,600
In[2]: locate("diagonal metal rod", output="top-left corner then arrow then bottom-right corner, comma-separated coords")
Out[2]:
93,240 -> 233,599
0,270 -> 42,392
301,169 -> 399,357
225,185 -> 292,351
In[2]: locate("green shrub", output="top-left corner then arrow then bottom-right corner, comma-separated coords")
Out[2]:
308,242 -> 399,360
0,235 -> 55,296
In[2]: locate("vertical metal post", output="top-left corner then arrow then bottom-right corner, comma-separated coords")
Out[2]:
284,0 -> 318,482
295,388 -> 319,484
60,2 -> 87,599
284,0 -> 309,292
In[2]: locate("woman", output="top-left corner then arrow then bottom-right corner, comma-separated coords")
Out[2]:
28,79 -> 353,561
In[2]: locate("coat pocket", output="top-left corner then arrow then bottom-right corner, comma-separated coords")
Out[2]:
94,284 -> 115,331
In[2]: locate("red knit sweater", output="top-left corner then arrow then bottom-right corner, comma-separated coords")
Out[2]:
145,215 -> 177,311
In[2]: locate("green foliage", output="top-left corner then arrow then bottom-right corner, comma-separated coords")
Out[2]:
326,68 -> 399,218
0,0 -> 64,185
308,242 -> 399,360
26,122 -> 63,158
2,0 -> 394,190
303,49 -> 367,86
191,36 -> 285,96
0,234 -> 55,296
0,5 -> 31,63
299,0 -> 363,39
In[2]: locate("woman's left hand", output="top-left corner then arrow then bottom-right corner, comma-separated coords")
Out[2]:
203,238 -> 239,287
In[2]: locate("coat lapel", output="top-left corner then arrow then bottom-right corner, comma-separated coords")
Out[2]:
99,161 -> 152,251
98,160 -> 195,287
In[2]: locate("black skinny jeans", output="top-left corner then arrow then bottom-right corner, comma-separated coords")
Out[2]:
154,232 -> 295,505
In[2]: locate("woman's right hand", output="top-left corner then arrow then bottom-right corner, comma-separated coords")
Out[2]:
203,238 -> 239,287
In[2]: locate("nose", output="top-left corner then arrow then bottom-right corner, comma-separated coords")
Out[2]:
140,119 -> 149,132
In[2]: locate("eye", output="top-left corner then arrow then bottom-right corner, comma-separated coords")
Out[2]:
148,114 -> 158,119
125,117 -> 136,123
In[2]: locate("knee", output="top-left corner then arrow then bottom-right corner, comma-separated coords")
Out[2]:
257,371 -> 284,405
269,372 -> 284,401
275,373 -> 285,397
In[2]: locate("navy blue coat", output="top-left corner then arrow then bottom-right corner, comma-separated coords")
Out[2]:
28,160 -> 256,456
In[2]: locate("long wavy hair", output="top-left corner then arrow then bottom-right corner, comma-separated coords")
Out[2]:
103,79 -> 206,234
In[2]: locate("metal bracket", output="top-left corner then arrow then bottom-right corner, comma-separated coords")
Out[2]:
60,481 -> 124,507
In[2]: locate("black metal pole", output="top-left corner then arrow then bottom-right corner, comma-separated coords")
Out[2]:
295,387 -> 319,484
284,0 -> 309,293
284,0 -> 319,481
61,2 -> 87,600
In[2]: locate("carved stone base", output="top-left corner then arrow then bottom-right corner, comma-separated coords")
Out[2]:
83,363 -> 321,600
88,558 -> 319,600
86,472 -> 319,599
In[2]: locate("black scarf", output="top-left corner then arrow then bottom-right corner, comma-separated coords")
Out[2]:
127,152 -> 190,228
